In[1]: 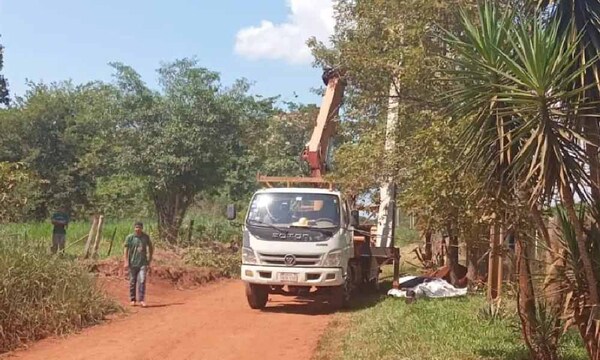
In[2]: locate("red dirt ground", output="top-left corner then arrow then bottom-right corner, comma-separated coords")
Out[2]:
2,275 -> 333,360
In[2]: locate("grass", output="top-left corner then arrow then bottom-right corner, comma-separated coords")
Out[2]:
314,287 -> 587,360
0,212 -> 239,259
0,237 -> 119,354
0,218 -> 154,258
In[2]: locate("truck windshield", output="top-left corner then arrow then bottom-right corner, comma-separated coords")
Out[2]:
246,193 -> 341,229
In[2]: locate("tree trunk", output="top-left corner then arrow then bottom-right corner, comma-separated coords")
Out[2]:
488,223 -> 502,300
466,227 -> 481,286
446,225 -> 460,285
424,229 -> 433,262
515,233 -> 559,360
575,306 -> 600,360
153,191 -> 191,244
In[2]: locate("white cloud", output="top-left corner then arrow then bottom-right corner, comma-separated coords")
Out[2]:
234,0 -> 334,65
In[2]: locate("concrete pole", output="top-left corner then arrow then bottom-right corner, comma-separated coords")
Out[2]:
375,83 -> 399,248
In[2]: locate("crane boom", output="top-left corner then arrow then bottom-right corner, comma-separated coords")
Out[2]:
301,68 -> 345,178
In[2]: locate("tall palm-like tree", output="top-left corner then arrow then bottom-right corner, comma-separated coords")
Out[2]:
538,0 -> 600,205
442,2 -> 597,358
536,1 -> 600,358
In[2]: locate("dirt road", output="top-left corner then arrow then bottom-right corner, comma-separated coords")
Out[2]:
3,278 -> 333,360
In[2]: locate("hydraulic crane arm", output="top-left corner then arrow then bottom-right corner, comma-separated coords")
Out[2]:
256,68 -> 345,188
301,68 -> 346,178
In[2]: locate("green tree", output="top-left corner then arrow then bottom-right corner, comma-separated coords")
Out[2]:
0,81 -> 116,219
0,36 -> 9,106
0,162 -> 42,223
110,59 -> 268,243
310,0 -> 486,283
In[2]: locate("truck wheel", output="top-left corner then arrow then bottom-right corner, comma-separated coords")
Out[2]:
331,269 -> 353,309
365,271 -> 380,293
245,283 -> 269,309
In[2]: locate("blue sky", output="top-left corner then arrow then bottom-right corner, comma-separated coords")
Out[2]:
0,0 -> 334,105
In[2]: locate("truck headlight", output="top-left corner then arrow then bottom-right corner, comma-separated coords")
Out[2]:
322,250 -> 342,267
242,247 -> 258,264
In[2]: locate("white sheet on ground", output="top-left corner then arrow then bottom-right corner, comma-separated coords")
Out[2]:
387,277 -> 467,299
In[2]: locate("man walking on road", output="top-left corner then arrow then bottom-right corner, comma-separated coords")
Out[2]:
50,207 -> 69,254
124,222 -> 154,307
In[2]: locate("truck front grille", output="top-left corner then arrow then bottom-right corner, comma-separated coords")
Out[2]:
258,253 -> 322,266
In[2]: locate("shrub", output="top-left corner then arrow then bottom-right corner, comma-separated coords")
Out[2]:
183,246 -> 240,278
0,237 -> 118,353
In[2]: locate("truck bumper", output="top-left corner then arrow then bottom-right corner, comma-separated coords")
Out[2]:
241,265 -> 344,287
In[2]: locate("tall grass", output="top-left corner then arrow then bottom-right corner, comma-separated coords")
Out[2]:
1,213 -> 239,253
316,294 -> 586,360
0,218 -> 156,258
0,237 -> 119,353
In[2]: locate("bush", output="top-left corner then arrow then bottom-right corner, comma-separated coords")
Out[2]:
0,237 -> 118,353
184,246 -> 240,278
178,215 -> 240,246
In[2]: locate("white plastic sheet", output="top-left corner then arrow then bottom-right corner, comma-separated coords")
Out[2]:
387,276 -> 467,299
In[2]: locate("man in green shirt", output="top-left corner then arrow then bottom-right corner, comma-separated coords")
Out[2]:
123,221 -> 154,307
50,207 -> 69,254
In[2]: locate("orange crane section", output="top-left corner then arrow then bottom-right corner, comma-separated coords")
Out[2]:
301,68 -> 346,178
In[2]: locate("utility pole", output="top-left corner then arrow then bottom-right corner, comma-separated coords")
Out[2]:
376,83 -> 399,248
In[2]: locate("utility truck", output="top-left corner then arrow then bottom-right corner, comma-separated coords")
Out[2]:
227,69 -> 400,310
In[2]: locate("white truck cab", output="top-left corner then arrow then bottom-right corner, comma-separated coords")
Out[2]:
227,187 -> 359,309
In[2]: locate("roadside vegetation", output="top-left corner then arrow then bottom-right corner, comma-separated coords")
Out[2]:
315,288 -> 587,360
0,237 -> 119,353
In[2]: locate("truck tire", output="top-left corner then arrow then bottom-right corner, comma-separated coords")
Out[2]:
245,283 -> 269,309
365,271 -> 380,293
330,268 -> 353,309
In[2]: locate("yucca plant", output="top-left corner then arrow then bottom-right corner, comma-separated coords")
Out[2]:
440,1 -> 599,358
554,205 -> 600,359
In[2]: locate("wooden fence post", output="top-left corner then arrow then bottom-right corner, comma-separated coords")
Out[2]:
187,219 -> 194,245
107,227 -> 118,256
84,215 -> 99,259
92,215 -> 105,258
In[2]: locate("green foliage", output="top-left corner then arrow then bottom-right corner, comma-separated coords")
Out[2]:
316,294 -> 586,360
395,225 -> 420,247
221,102 -> 316,201
183,247 -> 240,278
177,214 -> 240,247
0,55 -> 320,229
108,59 -> 280,242
0,162 -> 42,223
0,36 -> 8,106
0,237 -> 119,353
442,3 -> 592,205
309,0 -> 485,235
0,81 -> 119,220
92,175 -> 153,219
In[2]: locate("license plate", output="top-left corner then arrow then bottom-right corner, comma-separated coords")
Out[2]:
279,273 -> 298,283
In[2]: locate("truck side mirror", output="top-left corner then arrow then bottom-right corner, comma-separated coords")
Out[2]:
226,204 -> 237,221
350,210 -> 359,227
